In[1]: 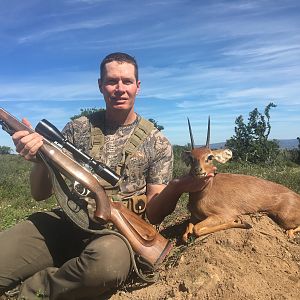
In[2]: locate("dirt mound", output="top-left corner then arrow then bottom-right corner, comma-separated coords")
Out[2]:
2,215 -> 300,300
109,215 -> 300,300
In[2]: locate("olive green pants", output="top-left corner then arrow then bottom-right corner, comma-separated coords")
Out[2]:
0,210 -> 131,300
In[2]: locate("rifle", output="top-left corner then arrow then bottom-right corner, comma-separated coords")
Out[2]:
0,108 -> 172,273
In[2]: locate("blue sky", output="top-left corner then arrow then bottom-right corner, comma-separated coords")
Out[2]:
0,0 -> 299,149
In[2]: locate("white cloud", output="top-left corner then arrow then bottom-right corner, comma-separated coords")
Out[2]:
1,0 -> 300,146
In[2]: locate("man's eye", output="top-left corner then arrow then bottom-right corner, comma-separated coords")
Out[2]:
123,80 -> 133,85
106,80 -> 117,85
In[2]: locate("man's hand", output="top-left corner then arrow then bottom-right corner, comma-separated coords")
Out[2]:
12,118 -> 43,162
146,173 -> 215,225
174,173 -> 214,194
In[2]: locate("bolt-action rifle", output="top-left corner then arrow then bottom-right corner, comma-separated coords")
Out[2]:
0,108 -> 172,275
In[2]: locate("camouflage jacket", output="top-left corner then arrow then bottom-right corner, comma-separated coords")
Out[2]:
61,114 -> 173,200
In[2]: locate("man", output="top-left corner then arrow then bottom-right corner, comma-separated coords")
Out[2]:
0,52 -> 210,299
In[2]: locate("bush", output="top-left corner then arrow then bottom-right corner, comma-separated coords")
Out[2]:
226,103 -> 280,164
172,145 -> 189,178
0,146 -> 12,154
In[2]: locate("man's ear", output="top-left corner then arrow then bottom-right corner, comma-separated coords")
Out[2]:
181,151 -> 192,166
98,78 -> 103,94
136,80 -> 141,95
212,149 -> 232,164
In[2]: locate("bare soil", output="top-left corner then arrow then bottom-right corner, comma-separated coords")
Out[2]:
2,214 -> 300,300
108,214 -> 300,300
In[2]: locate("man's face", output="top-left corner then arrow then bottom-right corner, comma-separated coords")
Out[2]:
99,61 -> 140,112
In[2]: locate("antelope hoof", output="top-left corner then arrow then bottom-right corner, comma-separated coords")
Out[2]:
242,221 -> 252,229
182,233 -> 189,243
286,226 -> 300,239
233,219 -> 252,229
286,229 -> 295,239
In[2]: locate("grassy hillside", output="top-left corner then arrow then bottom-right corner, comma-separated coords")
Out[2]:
1,153 -> 300,230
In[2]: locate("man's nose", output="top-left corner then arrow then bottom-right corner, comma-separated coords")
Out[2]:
116,80 -> 125,92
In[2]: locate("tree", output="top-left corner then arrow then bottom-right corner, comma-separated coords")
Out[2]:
226,102 -> 280,163
0,146 -> 12,154
71,108 -> 164,131
148,118 -> 164,131
70,108 -> 104,120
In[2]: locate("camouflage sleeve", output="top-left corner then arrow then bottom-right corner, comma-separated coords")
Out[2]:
146,129 -> 173,185
61,117 -> 91,153
61,121 -> 75,143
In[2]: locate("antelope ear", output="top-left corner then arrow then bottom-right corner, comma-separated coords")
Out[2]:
212,149 -> 232,164
181,151 -> 193,166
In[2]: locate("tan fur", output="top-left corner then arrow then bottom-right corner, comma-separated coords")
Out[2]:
182,147 -> 300,242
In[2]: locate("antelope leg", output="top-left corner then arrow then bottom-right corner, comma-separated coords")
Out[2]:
182,215 -> 200,243
286,225 -> 300,239
183,222 -> 195,243
194,216 -> 252,237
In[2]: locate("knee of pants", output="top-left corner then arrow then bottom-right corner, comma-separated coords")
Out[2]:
80,234 -> 131,287
0,219 -> 53,294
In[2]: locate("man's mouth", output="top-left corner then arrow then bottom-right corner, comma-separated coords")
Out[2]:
112,98 -> 127,102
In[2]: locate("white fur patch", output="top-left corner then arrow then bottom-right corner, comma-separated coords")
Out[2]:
213,149 -> 232,163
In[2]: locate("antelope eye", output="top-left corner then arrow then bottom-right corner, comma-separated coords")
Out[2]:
207,155 -> 214,161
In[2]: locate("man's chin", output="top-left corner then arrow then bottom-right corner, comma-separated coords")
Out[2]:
110,100 -> 127,107
112,104 -> 127,109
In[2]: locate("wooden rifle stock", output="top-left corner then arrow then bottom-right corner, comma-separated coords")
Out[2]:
0,108 -> 172,267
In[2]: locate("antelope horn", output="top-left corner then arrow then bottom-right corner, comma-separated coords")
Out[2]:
205,116 -> 210,147
187,117 -> 195,150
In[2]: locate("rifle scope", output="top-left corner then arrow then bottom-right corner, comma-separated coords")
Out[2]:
35,119 -> 120,186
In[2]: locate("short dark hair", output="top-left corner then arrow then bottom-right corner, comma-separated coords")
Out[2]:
100,52 -> 139,81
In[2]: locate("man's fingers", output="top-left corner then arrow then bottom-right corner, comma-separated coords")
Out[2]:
23,140 -> 43,160
206,173 -> 215,178
18,136 -> 42,154
19,140 -> 43,160
11,118 -> 34,146
22,117 -> 33,129
15,133 -> 43,160
12,130 -> 30,146
15,132 -> 42,149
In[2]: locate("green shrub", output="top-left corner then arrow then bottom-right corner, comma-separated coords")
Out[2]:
226,103 -> 280,164
173,145 -> 189,178
0,145 -> 13,154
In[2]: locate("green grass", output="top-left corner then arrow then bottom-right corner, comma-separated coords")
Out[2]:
1,154 -> 300,231
0,154 -> 56,230
217,161 -> 300,194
